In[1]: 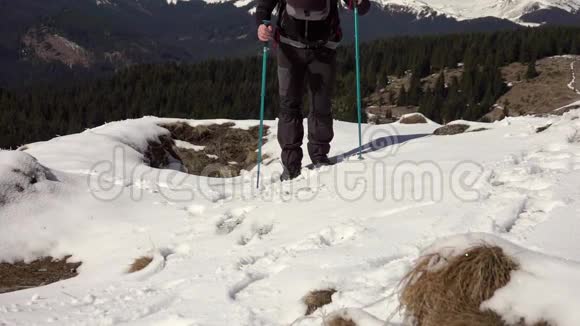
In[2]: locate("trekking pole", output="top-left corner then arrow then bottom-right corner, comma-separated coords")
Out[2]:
353,1 -> 364,160
256,20 -> 270,189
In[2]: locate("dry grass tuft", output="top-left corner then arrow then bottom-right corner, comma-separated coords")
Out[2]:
128,256 -> 153,273
399,245 -> 550,326
325,315 -> 357,326
303,289 -> 337,316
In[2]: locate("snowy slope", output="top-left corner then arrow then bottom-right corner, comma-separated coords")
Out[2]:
2,110 -> 580,325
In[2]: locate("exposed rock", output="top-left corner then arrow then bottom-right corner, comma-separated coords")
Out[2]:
536,124 -> 552,133
481,106 -> 506,122
399,113 -> 428,124
434,124 -> 470,136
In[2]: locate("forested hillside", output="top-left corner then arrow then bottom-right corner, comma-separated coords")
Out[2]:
2,27 -> 580,149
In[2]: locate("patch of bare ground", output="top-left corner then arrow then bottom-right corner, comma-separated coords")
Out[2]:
366,57 -> 580,124
365,67 -> 463,124
21,27 -> 93,68
0,256 -> 81,294
399,245 -> 551,326
127,256 -> 153,273
494,56 -> 580,118
303,289 -> 337,316
146,122 -> 269,178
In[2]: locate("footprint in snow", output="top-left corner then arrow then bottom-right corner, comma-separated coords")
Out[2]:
289,224 -> 361,252
215,206 -> 256,234
228,273 -> 268,300
238,223 -> 274,246
186,204 -> 206,217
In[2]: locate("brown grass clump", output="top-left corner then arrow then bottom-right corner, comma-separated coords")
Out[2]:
0,256 -> 81,294
325,316 -> 357,326
399,245 -> 550,326
303,289 -> 337,316
128,256 -> 153,273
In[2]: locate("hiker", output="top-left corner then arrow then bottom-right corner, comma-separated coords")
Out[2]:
256,0 -> 370,181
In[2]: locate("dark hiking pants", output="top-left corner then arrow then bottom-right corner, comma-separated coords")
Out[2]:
277,43 -> 337,172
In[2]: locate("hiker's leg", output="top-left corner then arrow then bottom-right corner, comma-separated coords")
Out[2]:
306,48 -> 336,163
278,44 -> 307,172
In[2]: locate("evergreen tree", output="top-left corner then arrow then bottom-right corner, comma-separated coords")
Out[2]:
2,26 -> 580,149
407,73 -> 423,106
572,38 -> 580,55
526,59 -> 539,80
397,86 -> 408,106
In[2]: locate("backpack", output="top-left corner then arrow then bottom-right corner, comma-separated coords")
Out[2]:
285,0 -> 332,21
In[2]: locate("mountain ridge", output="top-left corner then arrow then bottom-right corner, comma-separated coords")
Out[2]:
1,0 -> 579,87
168,0 -> 580,23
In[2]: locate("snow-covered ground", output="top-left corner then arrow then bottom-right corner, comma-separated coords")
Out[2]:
2,111 -> 580,325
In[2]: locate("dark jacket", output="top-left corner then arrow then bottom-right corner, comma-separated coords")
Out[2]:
256,0 -> 370,45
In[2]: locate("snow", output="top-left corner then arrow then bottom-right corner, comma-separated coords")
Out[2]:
2,108 -> 580,325
0,151 -> 64,263
174,140 -> 205,151
393,112 -> 437,125
0,150 -> 61,209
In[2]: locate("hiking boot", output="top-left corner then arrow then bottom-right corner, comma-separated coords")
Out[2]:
311,157 -> 335,169
280,167 -> 301,182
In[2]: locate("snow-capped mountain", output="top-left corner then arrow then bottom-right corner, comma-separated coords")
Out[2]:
374,0 -> 580,22
178,0 -> 580,24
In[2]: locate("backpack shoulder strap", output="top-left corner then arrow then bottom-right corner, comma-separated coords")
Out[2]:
276,0 -> 286,28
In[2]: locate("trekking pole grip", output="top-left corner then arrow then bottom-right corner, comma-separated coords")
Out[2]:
262,20 -> 271,46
